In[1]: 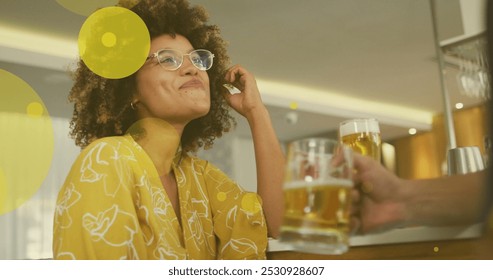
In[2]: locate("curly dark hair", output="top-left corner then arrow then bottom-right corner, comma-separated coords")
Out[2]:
68,0 -> 235,152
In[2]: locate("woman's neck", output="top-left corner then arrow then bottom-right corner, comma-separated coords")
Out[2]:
129,118 -> 182,176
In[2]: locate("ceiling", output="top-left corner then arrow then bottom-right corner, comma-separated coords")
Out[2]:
0,0 -> 487,142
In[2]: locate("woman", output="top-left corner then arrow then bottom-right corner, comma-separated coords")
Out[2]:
53,0 -> 284,259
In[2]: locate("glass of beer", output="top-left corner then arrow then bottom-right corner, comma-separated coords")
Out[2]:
279,138 -> 354,255
339,118 -> 381,161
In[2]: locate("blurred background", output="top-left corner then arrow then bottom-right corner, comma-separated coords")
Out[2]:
0,0 -> 490,259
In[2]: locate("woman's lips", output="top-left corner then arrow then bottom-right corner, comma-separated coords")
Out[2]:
180,79 -> 203,89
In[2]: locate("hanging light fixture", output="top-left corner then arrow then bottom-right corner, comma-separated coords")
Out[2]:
429,0 -> 487,175
440,0 -> 490,100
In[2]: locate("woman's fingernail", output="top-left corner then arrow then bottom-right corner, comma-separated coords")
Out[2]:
223,84 -> 241,95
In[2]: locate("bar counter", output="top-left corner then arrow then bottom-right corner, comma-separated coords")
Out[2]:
267,225 -> 493,260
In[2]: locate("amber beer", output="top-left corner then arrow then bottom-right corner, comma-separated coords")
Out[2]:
281,179 -> 353,254
279,138 -> 353,255
339,118 -> 381,161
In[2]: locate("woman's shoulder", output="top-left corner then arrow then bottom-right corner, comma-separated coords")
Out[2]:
180,154 -> 238,185
82,135 -> 133,152
86,135 -> 131,146
179,153 -> 215,170
178,155 -> 231,182
76,135 -> 137,162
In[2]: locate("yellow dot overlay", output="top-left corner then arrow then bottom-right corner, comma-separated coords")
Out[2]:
101,32 -> 117,48
289,102 -> 298,110
56,0 -> 140,16
78,6 -> 150,79
241,193 -> 262,214
26,102 -> 44,117
126,118 -> 180,144
0,70 -> 54,215
217,192 -> 227,202
0,168 -> 6,209
126,118 -> 180,177
433,246 -> 439,253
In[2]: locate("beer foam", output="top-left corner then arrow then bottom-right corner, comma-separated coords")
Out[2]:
284,178 -> 353,190
339,118 -> 380,137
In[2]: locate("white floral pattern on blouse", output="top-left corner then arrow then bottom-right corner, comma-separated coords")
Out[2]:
53,135 -> 267,259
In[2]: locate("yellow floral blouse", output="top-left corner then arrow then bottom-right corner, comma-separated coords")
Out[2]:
53,134 -> 267,259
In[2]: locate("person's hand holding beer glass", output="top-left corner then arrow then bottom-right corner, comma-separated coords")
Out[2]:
339,118 -> 382,232
279,138 -> 354,254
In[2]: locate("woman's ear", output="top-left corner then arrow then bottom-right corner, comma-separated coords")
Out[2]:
130,100 -> 140,110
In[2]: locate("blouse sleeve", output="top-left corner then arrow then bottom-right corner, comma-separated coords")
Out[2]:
203,162 -> 268,260
53,139 -> 147,259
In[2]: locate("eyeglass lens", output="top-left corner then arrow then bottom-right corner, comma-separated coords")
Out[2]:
156,49 -> 213,71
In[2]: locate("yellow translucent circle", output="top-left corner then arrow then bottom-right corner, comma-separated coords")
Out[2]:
241,193 -> 261,214
26,102 -> 44,117
289,102 -> 298,110
217,192 -> 227,202
56,0 -> 140,16
126,118 -> 179,145
433,246 -> 439,253
126,118 -> 180,177
0,168 -> 6,207
0,70 -> 54,215
102,32 -> 117,48
78,6 -> 150,79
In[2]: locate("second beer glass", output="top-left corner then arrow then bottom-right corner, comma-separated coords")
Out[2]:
339,118 -> 381,161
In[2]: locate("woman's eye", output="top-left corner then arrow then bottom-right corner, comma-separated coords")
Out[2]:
159,56 -> 177,65
191,57 -> 202,65
189,54 -> 203,65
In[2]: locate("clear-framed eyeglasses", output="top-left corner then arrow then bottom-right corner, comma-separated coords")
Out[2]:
147,49 -> 215,71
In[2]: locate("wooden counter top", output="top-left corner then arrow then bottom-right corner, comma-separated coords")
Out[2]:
268,227 -> 493,260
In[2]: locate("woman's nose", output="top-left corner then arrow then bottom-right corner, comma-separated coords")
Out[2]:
179,57 -> 198,75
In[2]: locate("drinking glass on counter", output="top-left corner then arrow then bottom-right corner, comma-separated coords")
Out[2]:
279,138 -> 354,255
339,118 -> 382,162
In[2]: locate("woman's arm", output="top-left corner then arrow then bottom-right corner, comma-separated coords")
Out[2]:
223,65 -> 285,238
